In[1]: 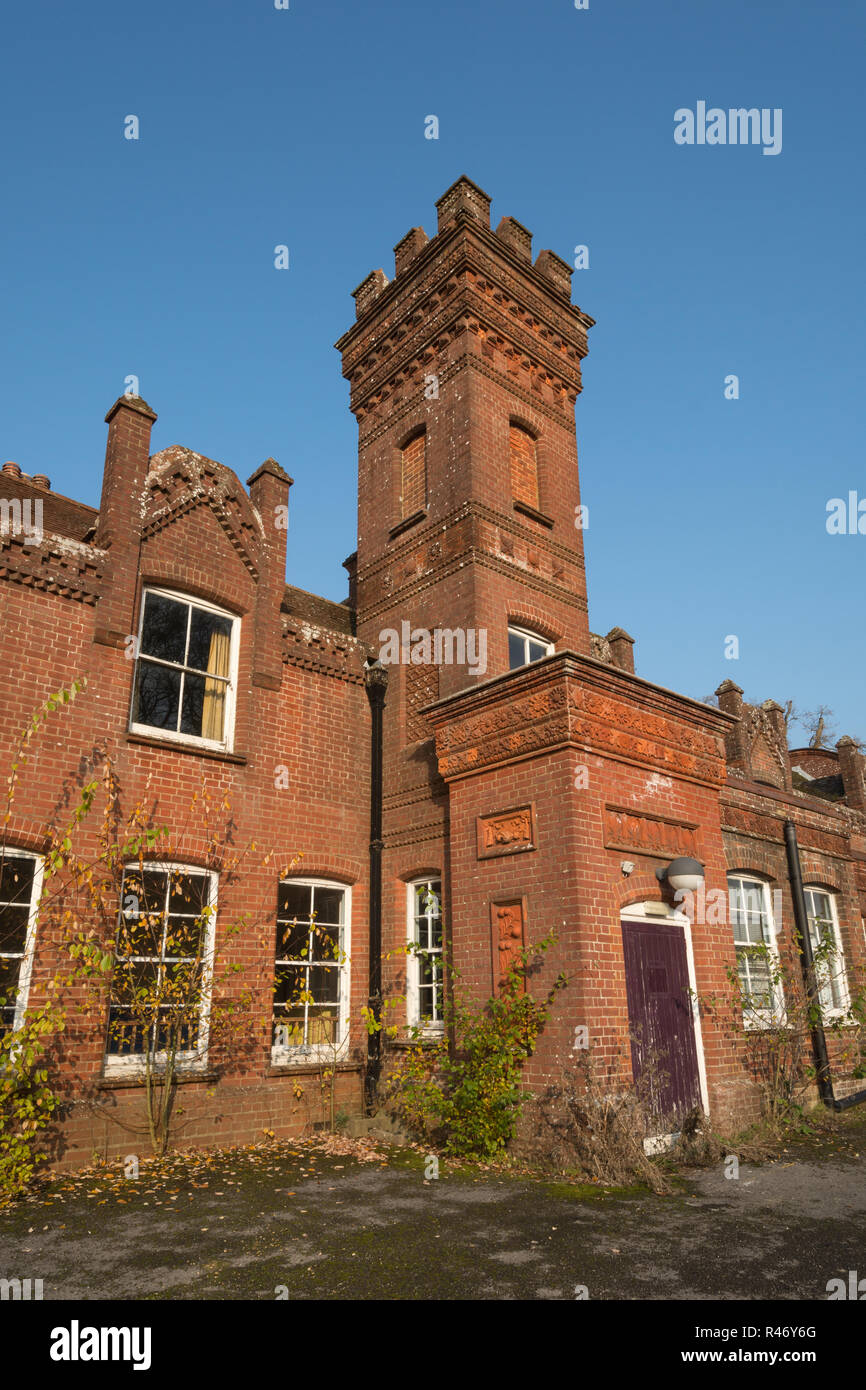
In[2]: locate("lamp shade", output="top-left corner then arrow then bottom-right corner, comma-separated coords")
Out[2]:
665,857 -> 705,893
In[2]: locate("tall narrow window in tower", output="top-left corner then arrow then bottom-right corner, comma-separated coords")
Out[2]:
400,431 -> 427,518
509,423 -> 539,510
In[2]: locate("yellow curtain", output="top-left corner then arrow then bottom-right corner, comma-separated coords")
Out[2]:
201,629 -> 230,740
307,1011 -> 337,1045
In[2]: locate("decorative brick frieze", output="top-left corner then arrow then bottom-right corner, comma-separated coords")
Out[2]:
0,534 -> 104,604
603,805 -> 699,859
428,654 -> 731,786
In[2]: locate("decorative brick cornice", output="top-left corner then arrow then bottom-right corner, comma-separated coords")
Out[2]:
281,615 -> 367,685
385,821 -> 449,851
722,806 -> 851,861
0,533 -> 104,604
355,350 -> 578,448
721,779 -> 865,851
383,786 -> 449,813
426,651 -> 733,785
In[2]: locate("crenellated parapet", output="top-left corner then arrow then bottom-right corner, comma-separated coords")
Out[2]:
336,175 -> 594,430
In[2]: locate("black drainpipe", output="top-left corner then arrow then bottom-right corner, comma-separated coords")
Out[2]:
364,659 -> 388,1113
783,819 -> 866,1111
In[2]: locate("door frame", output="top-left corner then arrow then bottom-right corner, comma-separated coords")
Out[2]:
619,902 -> 710,1121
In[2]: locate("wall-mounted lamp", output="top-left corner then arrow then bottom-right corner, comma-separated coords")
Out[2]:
621,861 -> 635,876
655,856 -> 705,893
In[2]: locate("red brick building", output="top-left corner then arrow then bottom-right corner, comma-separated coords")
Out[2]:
2,176 -> 865,1169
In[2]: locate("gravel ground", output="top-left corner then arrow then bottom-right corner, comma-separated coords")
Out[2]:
2,1118 -> 865,1301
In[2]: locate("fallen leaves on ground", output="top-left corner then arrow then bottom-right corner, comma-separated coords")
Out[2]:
10,1131 -> 399,1211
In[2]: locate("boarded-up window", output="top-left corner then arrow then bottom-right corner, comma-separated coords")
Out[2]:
401,433 -> 426,517
509,424 -> 538,509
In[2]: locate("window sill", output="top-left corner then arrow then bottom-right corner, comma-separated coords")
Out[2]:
390,1031 -> 446,1049
513,500 -> 554,529
268,1061 -> 361,1076
389,508 -> 427,540
126,732 -> 247,765
97,1068 -> 218,1090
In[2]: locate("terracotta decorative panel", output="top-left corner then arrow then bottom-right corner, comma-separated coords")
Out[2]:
477,804 -> 536,859
490,898 -> 526,994
603,805 -> 698,859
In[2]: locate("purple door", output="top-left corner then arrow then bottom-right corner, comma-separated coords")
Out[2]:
621,918 -> 702,1126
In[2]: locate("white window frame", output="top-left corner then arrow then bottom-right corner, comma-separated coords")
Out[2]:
103,861 -> 217,1076
0,849 -> 43,1037
406,877 -> 444,1036
129,586 -> 240,753
271,878 -> 351,1066
508,624 -> 554,671
727,875 -> 786,1027
804,886 -> 850,1019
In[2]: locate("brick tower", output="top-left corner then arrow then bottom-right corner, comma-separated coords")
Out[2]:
335,175 -> 601,1040
337,174 -> 595,721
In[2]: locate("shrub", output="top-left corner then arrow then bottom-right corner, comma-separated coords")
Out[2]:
388,935 -> 564,1160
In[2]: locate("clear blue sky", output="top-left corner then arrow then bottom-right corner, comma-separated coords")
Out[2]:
2,0 -> 864,742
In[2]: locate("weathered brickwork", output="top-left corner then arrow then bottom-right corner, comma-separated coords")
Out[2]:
2,177 -> 865,1171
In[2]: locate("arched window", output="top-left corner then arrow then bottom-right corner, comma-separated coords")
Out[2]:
804,887 -> 848,1016
400,432 -> 427,518
406,878 -> 443,1032
727,875 -> 785,1024
509,423 -> 539,510
105,863 -> 218,1070
508,624 -> 553,670
272,879 -> 351,1060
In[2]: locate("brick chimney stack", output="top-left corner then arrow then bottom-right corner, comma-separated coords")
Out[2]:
761,699 -> 793,789
605,627 -> 635,674
93,395 -> 157,648
715,679 -> 748,770
837,736 -> 866,811
247,458 -> 292,690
